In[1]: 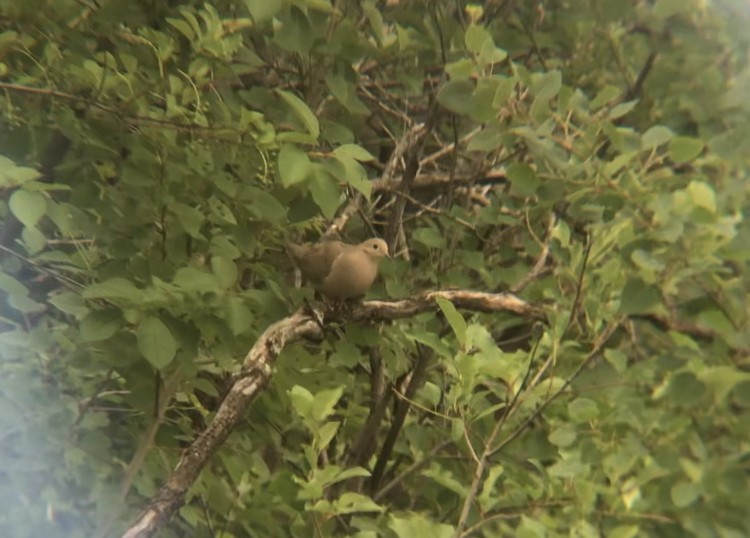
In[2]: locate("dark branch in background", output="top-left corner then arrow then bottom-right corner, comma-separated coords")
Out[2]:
596,51 -> 658,158
383,123 -> 428,251
368,343 -> 433,494
346,348 -> 389,470
623,51 -> 658,102
121,290 -> 543,538
561,234 -> 593,340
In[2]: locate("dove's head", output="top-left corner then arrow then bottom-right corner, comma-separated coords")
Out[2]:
359,238 -> 389,260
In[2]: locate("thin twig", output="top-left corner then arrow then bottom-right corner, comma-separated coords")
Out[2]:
373,439 -> 452,502
419,126 -> 482,167
562,234 -> 593,340
511,214 -> 556,293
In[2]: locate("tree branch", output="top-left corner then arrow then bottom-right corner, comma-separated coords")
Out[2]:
368,344 -> 433,493
121,289 -> 542,538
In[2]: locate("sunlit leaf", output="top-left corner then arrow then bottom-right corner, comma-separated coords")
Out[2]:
137,316 -> 177,369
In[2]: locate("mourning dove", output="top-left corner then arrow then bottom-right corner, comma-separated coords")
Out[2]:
287,238 -> 389,299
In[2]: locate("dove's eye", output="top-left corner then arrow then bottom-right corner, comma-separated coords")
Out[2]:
372,244 -> 379,249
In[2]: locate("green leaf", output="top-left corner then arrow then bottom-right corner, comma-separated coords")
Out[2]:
668,136 -> 704,163
165,17 -> 195,40
422,464 -> 468,496
311,386 -> 344,422
549,424 -> 577,447
619,278 -> 661,315
325,73 -> 370,115
548,457 -> 589,478
403,329 -> 453,358
0,156 -> 41,188
641,125 -> 674,150
309,165 -> 341,218
437,79 -> 474,115
478,464 -> 505,512
412,226 -> 445,248
172,203 -> 204,238
609,526 -> 640,538
470,77 -> 500,122
467,125 -> 504,152
274,6 -> 314,53
80,309 -> 123,342
608,100 -> 638,120
482,44 -> 507,65
223,297 -> 253,335
9,189 -> 47,227
331,153 -> 372,198
137,316 -> 177,369
568,398 -> 599,422
666,372 -> 706,406
211,256 -> 237,288
276,131 -> 318,145
590,85 -> 621,109
208,196 -> 237,225
173,267 -> 221,294
506,162 -> 540,196
653,0 -> 688,18
333,144 -> 375,162
465,24 -> 492,54
244,0 -> 282,23
445,58 -> 475,79
21,226 -> 46,254
278,144 -> 312,188
316,421 -> 340,452
517,516 -> 547,538
289,385 -> 314,419
362,1 -> 384,45
276,89 -> 319,139
389,513 -> 455,538
322,492 -> 383,515
244,187 -> 287,223
0,270 -> 28,295
331,466 -> 371,483
670,480 -> 701,507
698,366 -> 750,405
686,181 -> 716,213
329,340 -> 363,368
435,297 -> 467,347
48,291 -> 89,318
531,70 -> 562,102
83,278 -> 142,302
493,75 -> 517,108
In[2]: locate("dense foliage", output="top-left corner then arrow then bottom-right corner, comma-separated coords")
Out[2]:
1,0 -> 749,536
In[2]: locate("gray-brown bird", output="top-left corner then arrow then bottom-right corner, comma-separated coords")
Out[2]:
287,238 -> 389,299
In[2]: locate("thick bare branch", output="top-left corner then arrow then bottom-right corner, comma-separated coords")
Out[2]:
372,170 -> 508,193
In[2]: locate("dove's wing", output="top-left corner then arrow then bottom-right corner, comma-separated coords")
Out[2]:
287,240 -> 346,282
